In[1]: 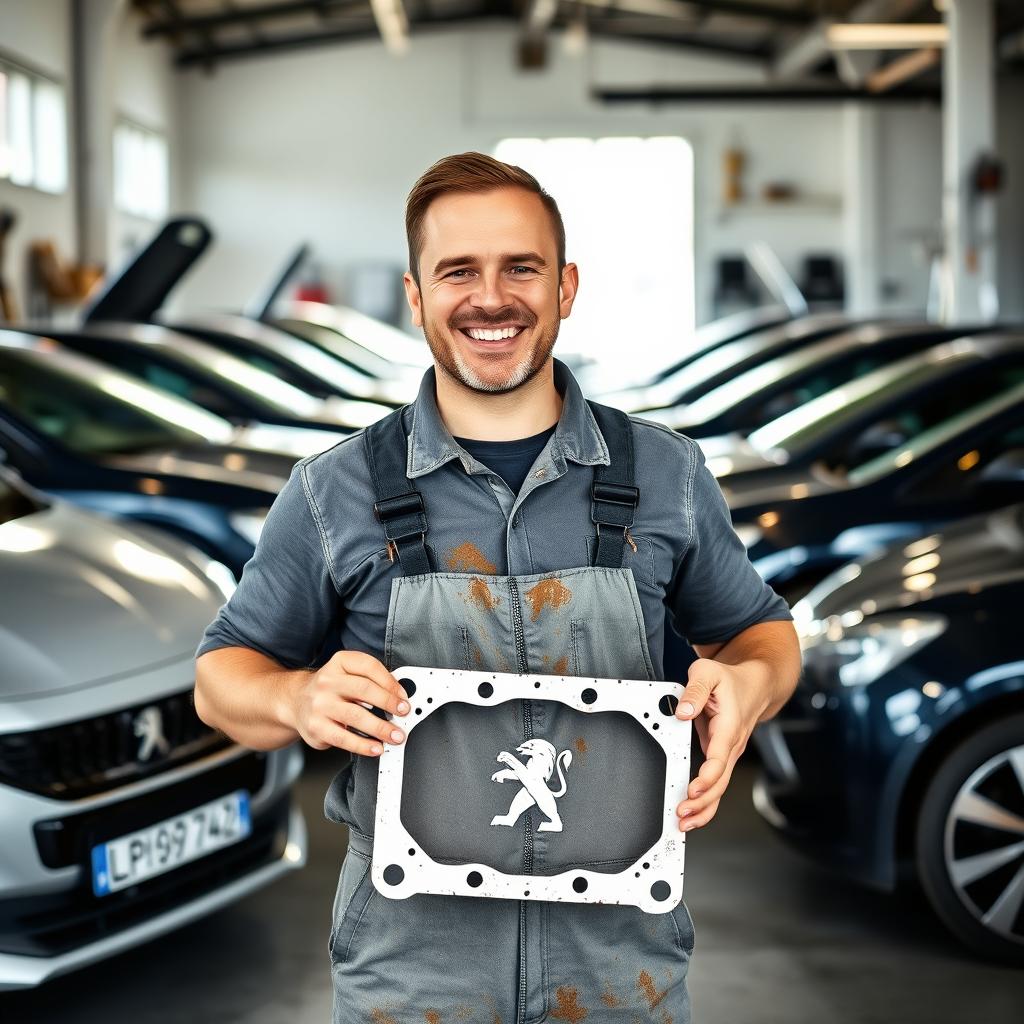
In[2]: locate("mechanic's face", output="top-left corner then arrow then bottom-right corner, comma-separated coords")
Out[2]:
404,187 -> 578,394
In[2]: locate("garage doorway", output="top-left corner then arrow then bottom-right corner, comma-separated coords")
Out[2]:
494,136 -> 694,380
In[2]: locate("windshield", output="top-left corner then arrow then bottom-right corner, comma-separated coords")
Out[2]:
748,357 -> 958,456
0,348 -> 234,455
846,379 -> 1024,486
94,339 -> 327,420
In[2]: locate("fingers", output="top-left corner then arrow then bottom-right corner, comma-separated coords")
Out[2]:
674,658 -> 720,720
303,718 -> 387,758
324,650 -> 410,716
333,699 -> 406,748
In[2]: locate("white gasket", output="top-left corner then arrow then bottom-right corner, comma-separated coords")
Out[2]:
373,666 -> 691,914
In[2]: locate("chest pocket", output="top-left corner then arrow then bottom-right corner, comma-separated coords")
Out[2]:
588,533 -> 656,592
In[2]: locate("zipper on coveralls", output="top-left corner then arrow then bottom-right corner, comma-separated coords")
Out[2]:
507,577 -> 534,1024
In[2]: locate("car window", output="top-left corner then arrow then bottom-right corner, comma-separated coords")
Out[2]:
109,351 -> 240,420
828,364 -> 1024,479
0,350 -> 225,455
902,423 -> 1024,503
745,352 -> 893,426
845,379 -> 1024,486
748,357 -> 952,455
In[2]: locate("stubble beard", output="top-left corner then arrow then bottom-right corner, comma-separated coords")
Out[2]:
423,313 -> 560,396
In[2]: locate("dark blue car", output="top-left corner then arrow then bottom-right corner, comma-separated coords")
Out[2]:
754,503 -> 1024,964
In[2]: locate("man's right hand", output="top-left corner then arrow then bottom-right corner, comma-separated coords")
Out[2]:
288,650 -> 410,756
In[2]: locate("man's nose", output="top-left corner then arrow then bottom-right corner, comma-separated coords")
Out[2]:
468,269 -> 512,311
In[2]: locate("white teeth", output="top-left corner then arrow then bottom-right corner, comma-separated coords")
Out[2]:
467,327 -> 522,341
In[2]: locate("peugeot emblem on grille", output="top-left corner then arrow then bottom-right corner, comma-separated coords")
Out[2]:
134,706 -> 171,762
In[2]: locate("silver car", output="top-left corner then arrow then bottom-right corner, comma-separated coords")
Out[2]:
0,471 -> 305,990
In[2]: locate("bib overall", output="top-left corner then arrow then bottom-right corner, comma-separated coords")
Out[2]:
327,403 -> 695,1024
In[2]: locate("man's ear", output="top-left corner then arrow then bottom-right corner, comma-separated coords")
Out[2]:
403,271 -> 423,328
558,263 -> 579,320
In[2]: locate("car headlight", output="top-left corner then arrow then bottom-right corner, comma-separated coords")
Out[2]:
733,523 -> 762,549
800,612 -> 947,687
229,508 -> 270,546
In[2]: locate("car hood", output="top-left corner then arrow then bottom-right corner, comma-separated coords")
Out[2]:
232,422 -> 347,459
719,462 -> 840,514
0,501 -> 230,698
696,433 -> 783,478
99,443 -> 294,492
800,504 -> 1024,619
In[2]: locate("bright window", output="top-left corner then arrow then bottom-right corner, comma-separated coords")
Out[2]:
114,120 -> 169,220
494,136 -> 694,376
0,60 -> 67,194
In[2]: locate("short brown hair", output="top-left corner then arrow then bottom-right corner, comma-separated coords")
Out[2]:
405,151 -> 566,284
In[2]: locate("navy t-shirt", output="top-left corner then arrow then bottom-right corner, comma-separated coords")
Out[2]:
454,426 -> 557,495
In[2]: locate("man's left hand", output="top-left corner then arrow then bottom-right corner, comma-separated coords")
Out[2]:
672,657 -> 772,832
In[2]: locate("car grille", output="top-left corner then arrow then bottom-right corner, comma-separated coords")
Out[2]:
0,689 -> 231,800
0,753 -> 283,958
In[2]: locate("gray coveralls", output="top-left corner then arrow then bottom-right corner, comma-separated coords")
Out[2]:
196,360 -> 792,1023
328,401 -> 695,1024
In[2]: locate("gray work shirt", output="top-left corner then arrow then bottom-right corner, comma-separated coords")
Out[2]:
196,359 -> 792,676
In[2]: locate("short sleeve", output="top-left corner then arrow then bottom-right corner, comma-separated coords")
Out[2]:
195,460 -> 340,668
666,440 -> 792,646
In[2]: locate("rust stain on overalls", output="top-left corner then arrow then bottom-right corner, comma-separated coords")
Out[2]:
424,1013 -> 441,1024
637,971 -> 669,1010
447,543 -> 497,574
523,578 -> 572,620
371,1010 -> 398,1024
468,577 -> 499,612
549,985 -> 589,1021
553,655 -> 569,674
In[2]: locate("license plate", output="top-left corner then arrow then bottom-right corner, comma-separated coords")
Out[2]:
91,790 -> 251,897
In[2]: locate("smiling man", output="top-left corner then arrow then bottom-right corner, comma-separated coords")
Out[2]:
194,152 -> 800,1023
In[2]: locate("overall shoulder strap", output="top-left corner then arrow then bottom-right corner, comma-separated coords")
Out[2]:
586,401 -> 640,569
364,407 -> 432,576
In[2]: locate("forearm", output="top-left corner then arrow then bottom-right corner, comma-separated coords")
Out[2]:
693,619 -> 801,722
194,647 -> 307,751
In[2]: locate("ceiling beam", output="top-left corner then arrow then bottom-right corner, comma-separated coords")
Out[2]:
369,0 -> 410,52
594,83 -> 941,103
772,0 -> 924,79
865,45 -> 941,92
140,0 -> 366,37
173,11 -> 502,67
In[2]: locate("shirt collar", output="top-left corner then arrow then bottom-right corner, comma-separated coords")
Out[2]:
406,358 -> 610,480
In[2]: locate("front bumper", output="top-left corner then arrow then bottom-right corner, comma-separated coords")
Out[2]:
751,683 -> 892,890
0,745 -> 306,991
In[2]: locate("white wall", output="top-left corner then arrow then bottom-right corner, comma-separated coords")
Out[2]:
0,0 -> 177,317
176,25 -> 897,338
109,6 -> 179,268
996,72 -> 1024,322
0,0 -> 75,318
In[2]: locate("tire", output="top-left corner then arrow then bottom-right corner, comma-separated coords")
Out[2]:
915,713 -> 1024,966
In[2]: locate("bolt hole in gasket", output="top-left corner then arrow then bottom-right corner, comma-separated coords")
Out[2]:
373,667 -> 691,914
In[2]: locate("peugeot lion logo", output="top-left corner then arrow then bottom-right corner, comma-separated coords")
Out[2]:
134,706 -> 171,762
490,738 -> 573,833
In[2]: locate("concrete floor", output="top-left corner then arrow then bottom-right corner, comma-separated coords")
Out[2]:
6,751 -> 1024,1024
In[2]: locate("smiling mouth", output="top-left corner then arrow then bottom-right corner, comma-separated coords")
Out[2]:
458,325 -> 526,342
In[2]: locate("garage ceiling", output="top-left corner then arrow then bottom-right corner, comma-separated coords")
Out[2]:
133,0 -> 1024,98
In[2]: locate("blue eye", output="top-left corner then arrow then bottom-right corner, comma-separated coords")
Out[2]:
510,266 -> 535,275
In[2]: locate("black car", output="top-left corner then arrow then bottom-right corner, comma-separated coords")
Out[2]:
655,322 -> 992,439
755,504 -> 1024,964
0,333 -> 298,576
163,311 -> 414,407
700,334 -> 1024,486
727,379 -> 1024,602
25,321 -> 384,442
601,312 -> 870,414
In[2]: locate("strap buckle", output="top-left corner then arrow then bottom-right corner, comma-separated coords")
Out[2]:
373,492 -> 425,523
